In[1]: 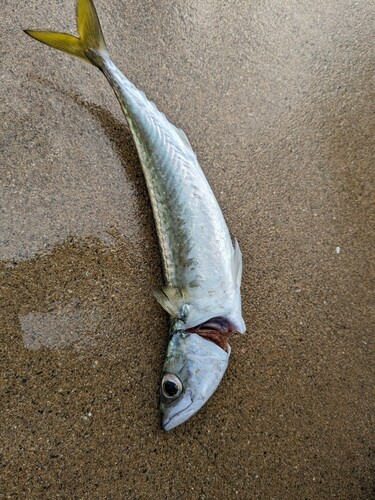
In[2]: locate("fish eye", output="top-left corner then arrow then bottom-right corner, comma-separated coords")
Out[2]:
161,373 -> 183,400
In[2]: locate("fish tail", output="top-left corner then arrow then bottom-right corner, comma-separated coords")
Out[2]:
24,0 -> 108,66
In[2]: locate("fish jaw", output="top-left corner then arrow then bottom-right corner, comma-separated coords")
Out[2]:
160,332 -> 230,431
162,392 -> 204,431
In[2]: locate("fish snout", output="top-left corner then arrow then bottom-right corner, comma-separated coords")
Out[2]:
161,392 -> 203,431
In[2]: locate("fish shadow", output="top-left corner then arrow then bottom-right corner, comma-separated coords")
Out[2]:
29,74 -> 158,247
30,74 -> 146,195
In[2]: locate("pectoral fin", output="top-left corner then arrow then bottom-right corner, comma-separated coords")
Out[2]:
153,287 -> 187,320
232,239 -> 243,287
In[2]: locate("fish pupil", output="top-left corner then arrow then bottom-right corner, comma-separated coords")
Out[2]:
164,380 -> 179,397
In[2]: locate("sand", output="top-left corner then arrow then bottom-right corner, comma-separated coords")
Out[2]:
1,0 -> 374,497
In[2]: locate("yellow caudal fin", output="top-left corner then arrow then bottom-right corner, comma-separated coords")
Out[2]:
24,0 -> 108,65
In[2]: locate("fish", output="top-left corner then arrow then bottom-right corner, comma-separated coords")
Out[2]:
25,0 -> 246,431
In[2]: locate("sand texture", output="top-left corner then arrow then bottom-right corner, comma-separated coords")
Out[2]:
1,0 -> 374,497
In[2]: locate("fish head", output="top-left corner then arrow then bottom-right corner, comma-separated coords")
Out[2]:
160,331 -> 230,431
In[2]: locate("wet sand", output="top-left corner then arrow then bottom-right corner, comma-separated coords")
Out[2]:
1,0 -> 374,497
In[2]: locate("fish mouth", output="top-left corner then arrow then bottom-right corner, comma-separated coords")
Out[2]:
161,392 -> 203,431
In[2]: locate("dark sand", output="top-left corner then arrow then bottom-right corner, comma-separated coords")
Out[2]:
1,0 -> 374,497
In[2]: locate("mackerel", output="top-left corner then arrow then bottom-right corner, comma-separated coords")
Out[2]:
25,0 -> 246,430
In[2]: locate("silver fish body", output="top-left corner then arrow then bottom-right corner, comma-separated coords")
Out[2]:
25,0 -> 246,430
100,58 -> 245,334
97,57 -> 246,430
